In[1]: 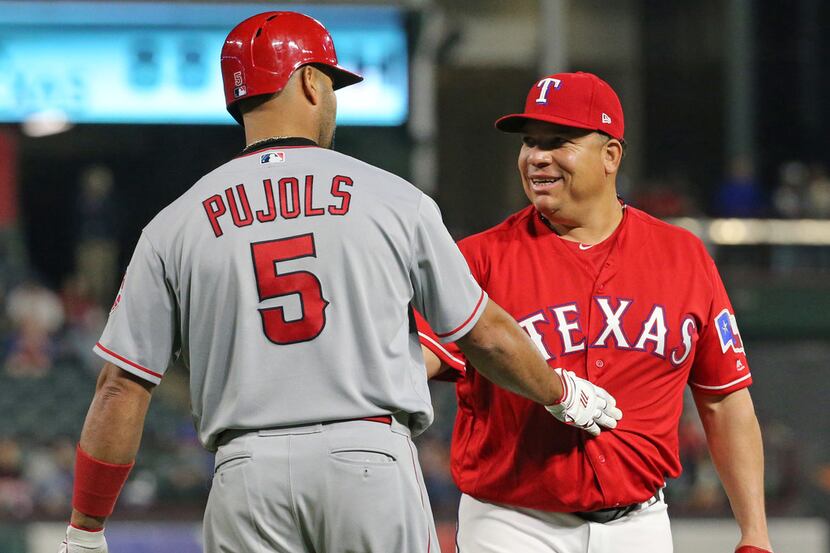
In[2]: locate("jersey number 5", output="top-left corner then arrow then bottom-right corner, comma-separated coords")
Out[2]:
250,234 -> 329,345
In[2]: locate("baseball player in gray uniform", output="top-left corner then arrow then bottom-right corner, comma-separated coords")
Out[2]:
59,12 -> 622,553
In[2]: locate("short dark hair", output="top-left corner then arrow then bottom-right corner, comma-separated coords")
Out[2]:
598,131 -> 628,158
236,93 -> 277,118
236,64 -> 326,119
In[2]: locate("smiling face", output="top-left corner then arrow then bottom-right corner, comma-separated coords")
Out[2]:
518,120 -> 618,224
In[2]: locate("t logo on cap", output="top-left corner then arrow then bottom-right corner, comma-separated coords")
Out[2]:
535,77 -> 562,104
495,71 -> 625,141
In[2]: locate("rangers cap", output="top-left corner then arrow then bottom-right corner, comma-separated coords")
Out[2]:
495,71 -> 624,140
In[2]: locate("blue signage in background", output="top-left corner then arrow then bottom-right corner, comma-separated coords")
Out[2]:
105,523 -> 203,553
0,2 -> 409,125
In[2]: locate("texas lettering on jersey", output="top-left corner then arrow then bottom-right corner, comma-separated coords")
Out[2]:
202,174 -> 354,237
517,298 -> 698,367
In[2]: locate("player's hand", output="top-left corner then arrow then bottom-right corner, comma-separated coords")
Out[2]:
58,525 -> 108,553
735,546 -> 773,553
545,368 -> 623,437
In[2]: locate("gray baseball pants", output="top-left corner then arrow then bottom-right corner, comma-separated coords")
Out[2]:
203,418 -> 439,553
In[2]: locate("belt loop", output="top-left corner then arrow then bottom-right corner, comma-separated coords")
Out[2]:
642,488 -> 663,509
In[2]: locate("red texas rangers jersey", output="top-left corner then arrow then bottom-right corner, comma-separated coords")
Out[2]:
417,204 -> 751,512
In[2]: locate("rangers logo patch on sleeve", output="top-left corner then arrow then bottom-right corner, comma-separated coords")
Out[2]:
715,308 -> 744,354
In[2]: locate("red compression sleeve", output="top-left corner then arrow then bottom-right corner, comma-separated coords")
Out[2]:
72,445 -> 134,517
735,547 -> 773,553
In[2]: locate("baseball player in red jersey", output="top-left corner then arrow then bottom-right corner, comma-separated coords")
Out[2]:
418,72 -> 772,553
58,16 -> 623,553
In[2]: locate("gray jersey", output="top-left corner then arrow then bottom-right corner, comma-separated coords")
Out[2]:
94,142 -> 486,450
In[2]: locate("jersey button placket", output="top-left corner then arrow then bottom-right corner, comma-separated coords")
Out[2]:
597,253 -> 616,293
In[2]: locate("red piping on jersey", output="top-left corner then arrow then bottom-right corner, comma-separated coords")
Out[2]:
689,372 -> 752,391
418,332 -> 465,370
236,144 -> 318,159
95,342 -> 163,379
406,438 -> 432,553
435,289 -> 486,338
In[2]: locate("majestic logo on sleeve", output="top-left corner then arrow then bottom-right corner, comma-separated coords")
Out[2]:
715,308 -> 744,354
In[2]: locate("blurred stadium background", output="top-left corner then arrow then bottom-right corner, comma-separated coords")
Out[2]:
0,0 -> 828,551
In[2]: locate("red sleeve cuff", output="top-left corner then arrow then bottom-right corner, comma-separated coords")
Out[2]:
419,331 -> 466,380
414,309 -> 466,381
689,373 -> 752,395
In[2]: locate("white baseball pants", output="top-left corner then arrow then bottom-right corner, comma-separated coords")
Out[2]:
203,418 -> 439,553
456,491 -> 673,553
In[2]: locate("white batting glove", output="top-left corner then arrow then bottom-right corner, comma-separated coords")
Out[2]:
545,368 -> 623,437
58,526 -> 108,553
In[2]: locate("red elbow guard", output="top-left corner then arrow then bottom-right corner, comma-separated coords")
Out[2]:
72,445 -> 134,517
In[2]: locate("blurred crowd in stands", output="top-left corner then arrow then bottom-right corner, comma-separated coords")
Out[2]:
0,159 -> 825,524
0,270 -> 212,520
631,157 -> 830,220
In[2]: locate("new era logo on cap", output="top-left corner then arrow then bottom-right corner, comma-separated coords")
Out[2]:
495,71 -> 625,140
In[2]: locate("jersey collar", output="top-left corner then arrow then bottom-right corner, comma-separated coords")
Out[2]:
239,137 -> 318,156
536,197 -> 628,238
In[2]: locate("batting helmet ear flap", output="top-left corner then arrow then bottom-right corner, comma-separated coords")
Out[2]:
221,11 -> 363,125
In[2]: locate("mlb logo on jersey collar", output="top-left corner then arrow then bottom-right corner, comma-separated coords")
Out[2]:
261,151 -> 286,164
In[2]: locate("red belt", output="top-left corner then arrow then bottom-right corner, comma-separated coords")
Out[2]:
358,415 -> 393,425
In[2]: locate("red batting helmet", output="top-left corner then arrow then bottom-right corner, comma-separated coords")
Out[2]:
221,11 -> 363,124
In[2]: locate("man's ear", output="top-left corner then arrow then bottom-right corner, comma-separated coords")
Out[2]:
300,65 -> 321,106
603,139 -> 624,175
